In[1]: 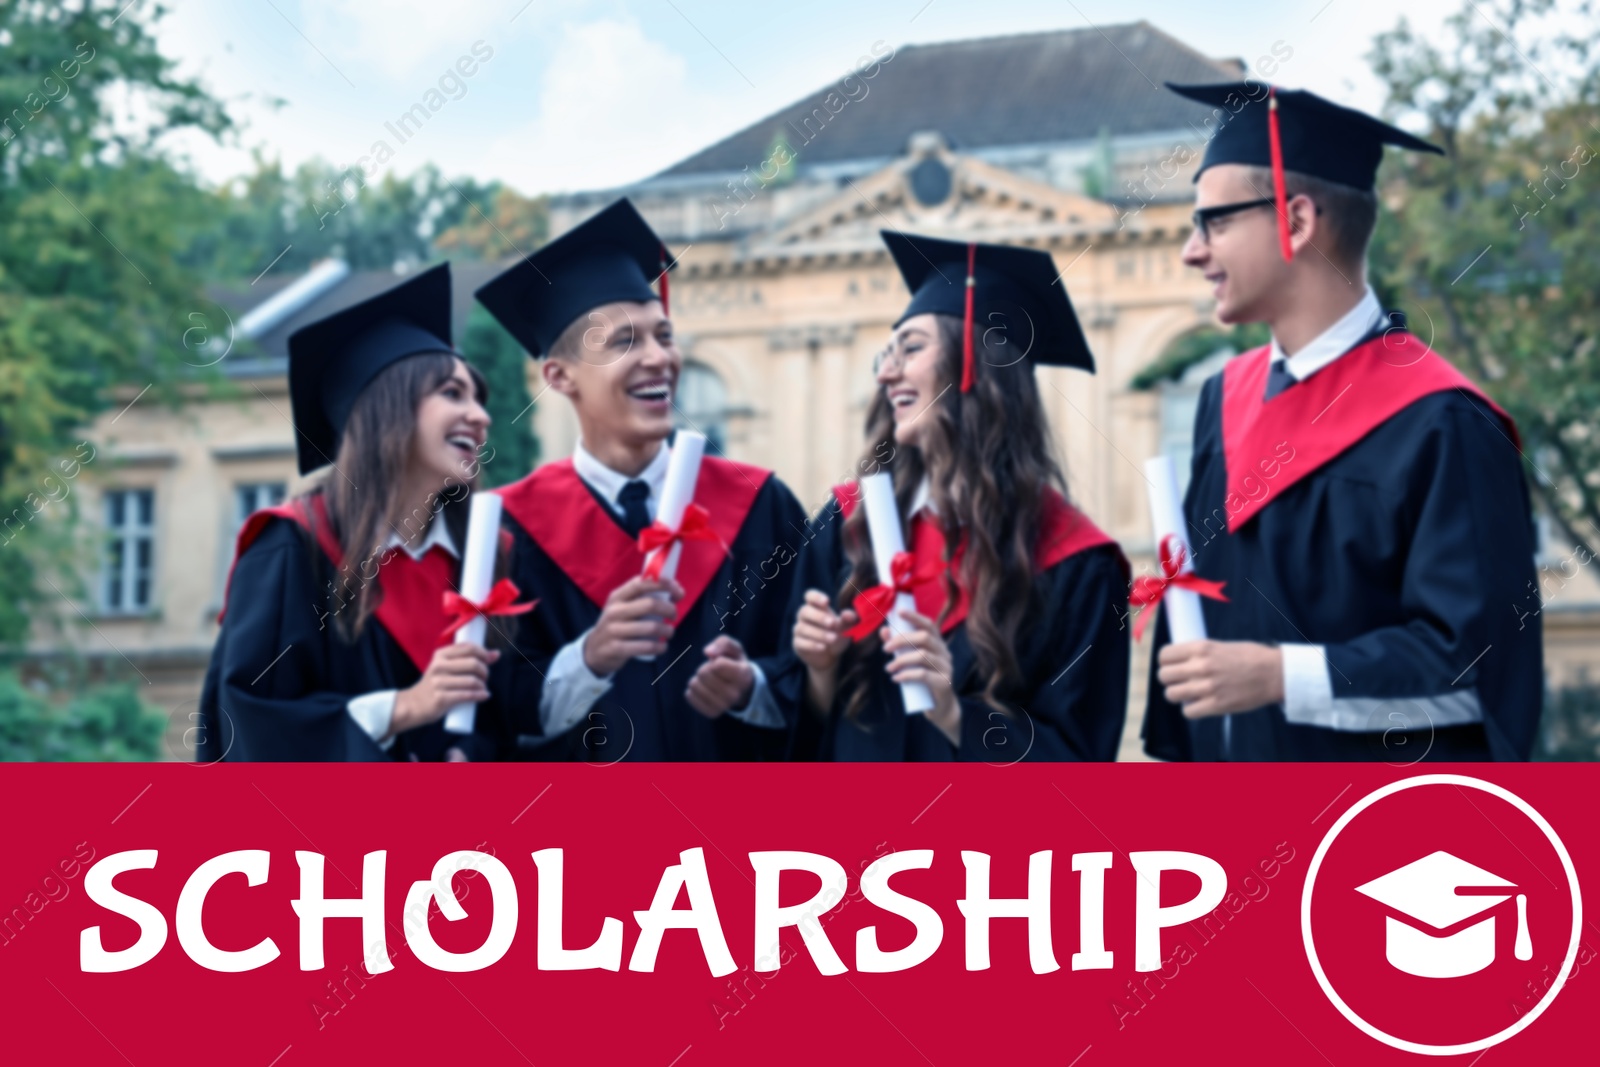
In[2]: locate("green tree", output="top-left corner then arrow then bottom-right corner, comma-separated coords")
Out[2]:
1369,0 -> 1600,560
0,0 -> 230,644
1130,322 -> 1270,390
1077,126 -> 1115,200
183,157 -> 523,278
1536,678 -> 1600,760
460,304 -> 539,487
0,671 -> 166,761
438,190 -> 548,488
433,183 -> 549,261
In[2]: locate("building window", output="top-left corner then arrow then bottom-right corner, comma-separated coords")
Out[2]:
674,360 -> 729,455
212,482 -> 288,614
235,482 -> 287,525
103,489 -> 154,614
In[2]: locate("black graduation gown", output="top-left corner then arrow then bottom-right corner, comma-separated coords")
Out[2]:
770,487 -> 1131,762
1142,329 -> 1541,762
490,455 -> 809,761
198,502 -> 502,762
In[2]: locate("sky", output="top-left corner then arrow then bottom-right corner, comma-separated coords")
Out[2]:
148,0 -> 1486,195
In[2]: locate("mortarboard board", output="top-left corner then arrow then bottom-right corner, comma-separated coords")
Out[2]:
1166,81 -> 1444,262
881,230 -> 1094,393
287,262 -> 456,476
1355,851 -> 1533,979
474,198 -> 672,360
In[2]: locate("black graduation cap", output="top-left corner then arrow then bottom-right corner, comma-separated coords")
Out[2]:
882,230 -> 1094,391
287,262 -> 455,475
474,197 -> 671,359
1167,82 -> 1444,261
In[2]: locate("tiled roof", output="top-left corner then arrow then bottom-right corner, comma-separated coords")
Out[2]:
657,21 -> 1242,176
207,259 -> 509,374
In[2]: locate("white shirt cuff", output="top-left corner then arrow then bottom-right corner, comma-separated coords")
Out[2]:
347,689 -> 398,751
726,661 -> 784,729
1279,644 -> 1334,724
540,630 -> 615,737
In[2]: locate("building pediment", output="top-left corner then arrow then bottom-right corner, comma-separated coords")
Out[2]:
756,135 -> 1118,256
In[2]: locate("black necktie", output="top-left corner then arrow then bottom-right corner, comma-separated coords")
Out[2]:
617,480 -> 652,539
1264,359 -> 1298,401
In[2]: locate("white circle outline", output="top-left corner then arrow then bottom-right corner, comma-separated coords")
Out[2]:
1301,773 -> 1582,1056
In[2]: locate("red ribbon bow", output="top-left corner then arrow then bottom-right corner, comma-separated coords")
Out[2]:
637,502 -> 727,580
844,551 -> 946,641
440,578 -> 537,640
1128,535 -> 1229,641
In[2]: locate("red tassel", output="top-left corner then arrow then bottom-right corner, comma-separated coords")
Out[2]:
658,242 -> 671,316
960,242 -> 976,393
1267,88 -> 1294,262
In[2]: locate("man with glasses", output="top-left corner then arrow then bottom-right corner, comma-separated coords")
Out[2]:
1142,82 -> 1541,762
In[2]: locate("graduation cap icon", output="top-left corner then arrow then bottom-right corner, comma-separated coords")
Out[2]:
1355,851 -> 1533,979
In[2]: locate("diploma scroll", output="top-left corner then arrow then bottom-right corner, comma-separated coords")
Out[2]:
644,431 -> 706,583
443,492 -> 503,735
859,473 -> 936,715
1142,455 -> 1208,645
637,431 -> 706,662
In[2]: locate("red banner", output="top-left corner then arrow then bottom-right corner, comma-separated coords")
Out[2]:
1,764 -> 1593,1064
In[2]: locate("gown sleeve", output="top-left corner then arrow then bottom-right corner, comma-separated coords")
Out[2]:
722,478 -> 814,758
953,544 -> 1130,761
1316,394 -> 1540,759
1140,610 -> 1192,761
763,498 -> 850,761
477,542 -> 572,759
205,521 -> 389,762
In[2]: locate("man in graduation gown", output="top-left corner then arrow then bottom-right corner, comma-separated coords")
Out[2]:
1142,83 -> 1541,761
475,198 -> 808,761
200,264 -> 505,761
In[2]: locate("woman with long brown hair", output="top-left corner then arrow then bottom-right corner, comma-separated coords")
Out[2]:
200,263 -> 520,761
782,232 -> 1131,761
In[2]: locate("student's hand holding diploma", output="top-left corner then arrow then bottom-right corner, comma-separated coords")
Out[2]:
883,610 -> 959,744
583,576 -> 683,676
1157,639 -> 1283,719
391,642 -> 499,736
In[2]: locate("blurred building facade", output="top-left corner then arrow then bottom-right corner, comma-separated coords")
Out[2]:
43,23 -> 1600,759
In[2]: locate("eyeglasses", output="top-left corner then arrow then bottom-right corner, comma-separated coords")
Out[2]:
872,344 -> 908,375
1190,197 -> 1276,242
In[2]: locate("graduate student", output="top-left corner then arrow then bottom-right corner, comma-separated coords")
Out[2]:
780,231 -> 1131,761
199,264 -> 513,761
1142,83 -> 1541,761
474,198 -> 807,761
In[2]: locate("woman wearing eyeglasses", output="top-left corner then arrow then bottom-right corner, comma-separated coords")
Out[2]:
775,232 -> 1131,762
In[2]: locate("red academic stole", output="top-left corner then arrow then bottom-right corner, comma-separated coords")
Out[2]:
218,495 -> 458,673
495,455 -> 770,625
1220,332 -> 1519,531
832,482 -> 1118,634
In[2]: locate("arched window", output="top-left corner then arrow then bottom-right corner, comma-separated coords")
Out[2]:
674,360 -> 728,455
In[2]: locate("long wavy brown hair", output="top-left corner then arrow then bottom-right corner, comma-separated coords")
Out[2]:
836,313 -> 1068,719
305,352 -> 489,642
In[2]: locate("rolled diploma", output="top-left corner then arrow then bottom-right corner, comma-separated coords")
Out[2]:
859,472 -> 935,715
443,492 -> 502,735
1143,455 -> 1207,645
637,431 -> 706,661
